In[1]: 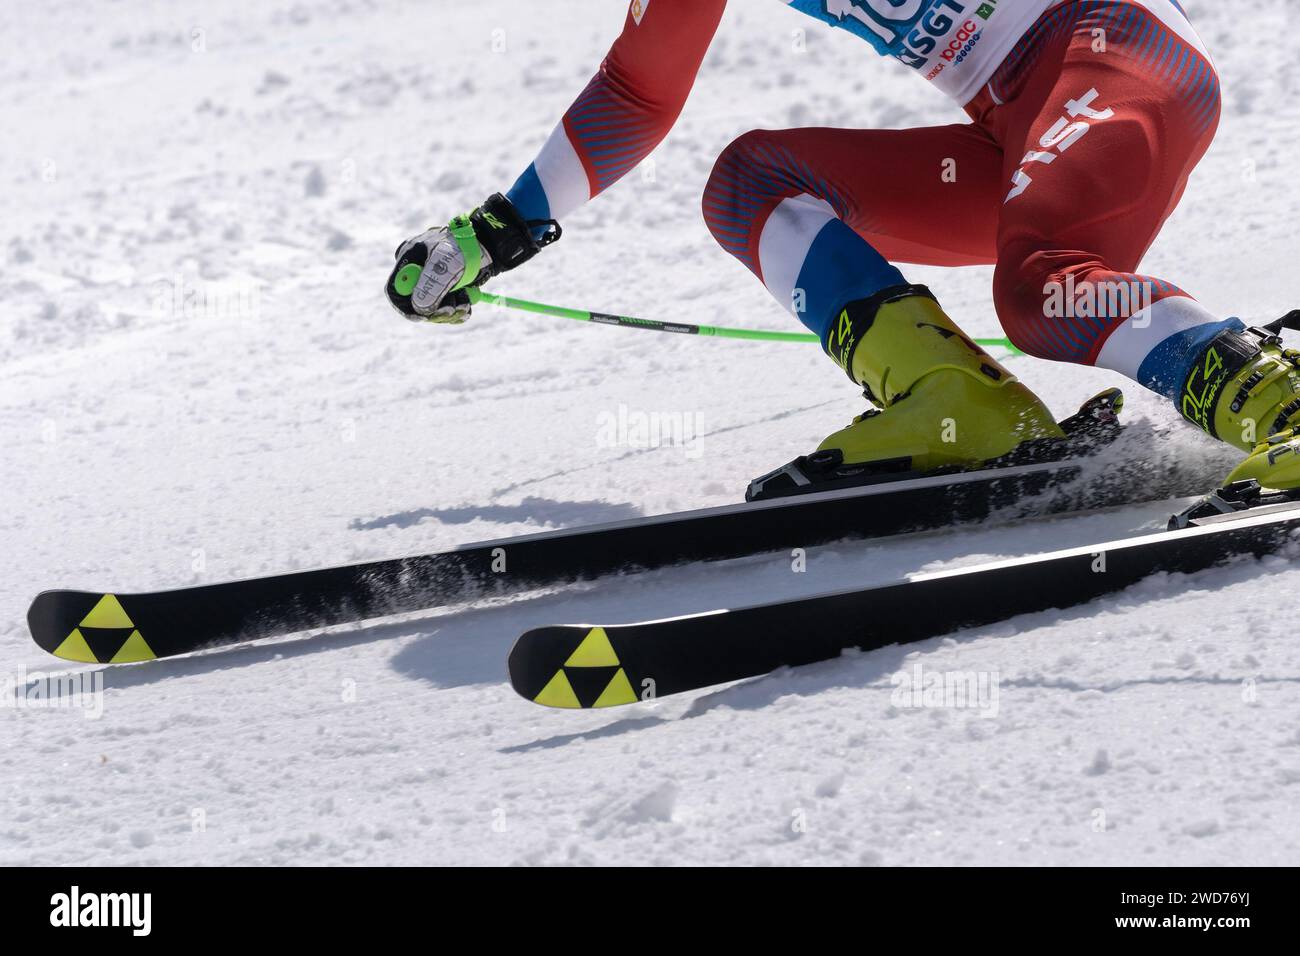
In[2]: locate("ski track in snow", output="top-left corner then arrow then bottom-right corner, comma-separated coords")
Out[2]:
2,0 -> 1299,866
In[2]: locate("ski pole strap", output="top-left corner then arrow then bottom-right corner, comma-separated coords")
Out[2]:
447,215 -> 482,292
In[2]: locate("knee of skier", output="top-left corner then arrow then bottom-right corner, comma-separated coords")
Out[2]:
702,129 -> 777,254
993,246 -> 1098,360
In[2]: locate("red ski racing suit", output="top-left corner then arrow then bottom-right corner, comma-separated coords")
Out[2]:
506,0 -> 1232,398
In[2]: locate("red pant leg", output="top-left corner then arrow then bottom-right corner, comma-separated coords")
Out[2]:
702,122 -> 1005,283
982,0 -> 1221,368
701,124 -> 1006,336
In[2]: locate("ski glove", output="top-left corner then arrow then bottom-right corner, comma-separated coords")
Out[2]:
385,193 -> 560,324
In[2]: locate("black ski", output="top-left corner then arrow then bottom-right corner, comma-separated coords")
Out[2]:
24,390 -> 1158,666
507,482 -> 1300,709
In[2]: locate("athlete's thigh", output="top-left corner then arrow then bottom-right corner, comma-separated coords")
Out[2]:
765,123 -> 1005,267
994,4 -> 1220,267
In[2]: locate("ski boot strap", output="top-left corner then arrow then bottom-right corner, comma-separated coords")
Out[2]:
1180,315 -> 1300,439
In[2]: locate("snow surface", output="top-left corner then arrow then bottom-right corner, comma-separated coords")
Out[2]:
3,0 -> 1299,866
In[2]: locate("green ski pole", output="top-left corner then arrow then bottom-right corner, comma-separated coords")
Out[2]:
466,288 -> 1022,353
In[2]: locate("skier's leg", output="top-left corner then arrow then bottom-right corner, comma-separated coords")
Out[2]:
987,2 -> 1300,488
701,124 -> 1000,339
989,0 -> 1227,392
701,126 -> 1068,497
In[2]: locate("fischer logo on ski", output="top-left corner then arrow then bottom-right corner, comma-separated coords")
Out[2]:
527,627 -> 640,709
49,594 -> 156,664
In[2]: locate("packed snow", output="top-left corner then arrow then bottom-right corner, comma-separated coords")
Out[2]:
3,0 -> 1298,866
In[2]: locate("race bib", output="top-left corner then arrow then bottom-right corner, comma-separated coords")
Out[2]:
784,0 -> 938,56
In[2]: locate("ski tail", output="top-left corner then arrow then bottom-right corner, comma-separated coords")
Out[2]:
509,626 -> 644,709
510,600 -> 858,709
28,591 -> 160,664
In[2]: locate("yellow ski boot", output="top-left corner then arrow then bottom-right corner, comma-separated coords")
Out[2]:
748,286 -> 1114,501
1180,314 -> 1300,491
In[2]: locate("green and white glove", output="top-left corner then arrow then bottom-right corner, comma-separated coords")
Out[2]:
385,193 -> 560,324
